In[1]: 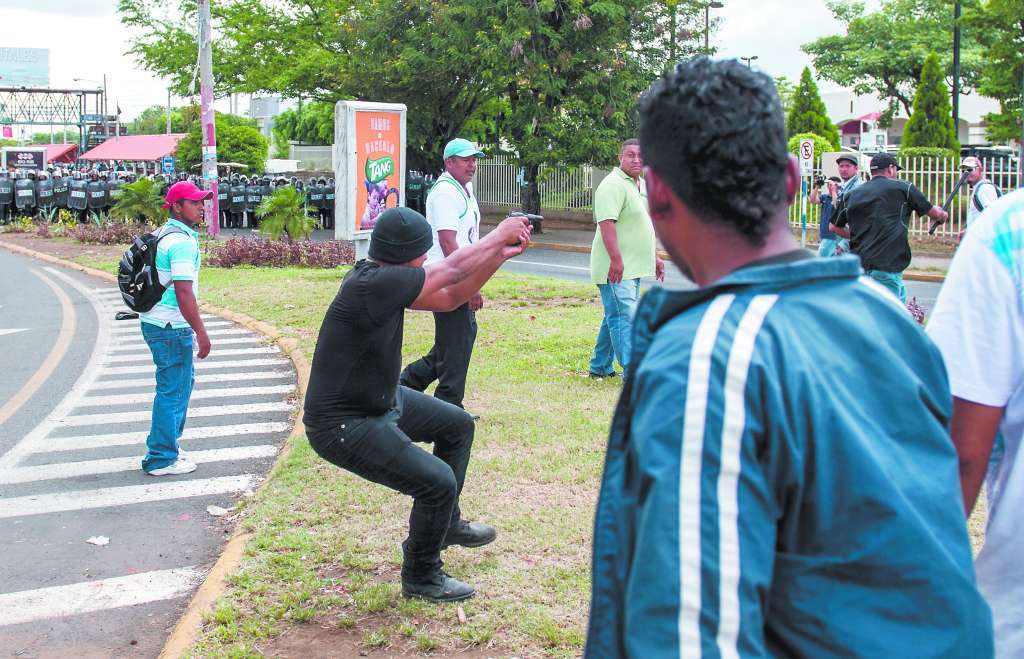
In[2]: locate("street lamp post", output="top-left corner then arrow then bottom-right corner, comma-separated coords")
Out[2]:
73,74 -> 108,138
741,55 -> 759,68
704,1 -> 724,53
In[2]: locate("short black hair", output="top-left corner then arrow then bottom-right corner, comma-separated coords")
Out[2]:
637,57 -> 790,246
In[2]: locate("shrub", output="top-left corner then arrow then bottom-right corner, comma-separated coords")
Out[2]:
70,221 -> 155,245
787,133 -> 838,163
205,237 -> 354,269
35,222 -> 52,239
897,147 -> 958,160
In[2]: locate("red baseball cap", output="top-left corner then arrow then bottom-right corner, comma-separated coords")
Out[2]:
163,180 -> 213,208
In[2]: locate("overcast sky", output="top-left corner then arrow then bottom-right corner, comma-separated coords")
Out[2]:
1,0 -> 880,121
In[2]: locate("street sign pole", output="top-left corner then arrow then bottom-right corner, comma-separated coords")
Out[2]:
799,139 -> 814,248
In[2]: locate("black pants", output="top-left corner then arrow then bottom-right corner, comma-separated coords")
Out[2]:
400,303 -> 477,408
306,386 -> 474,582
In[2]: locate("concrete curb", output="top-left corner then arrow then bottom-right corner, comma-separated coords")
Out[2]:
0,239 -> 311,659
527,240 -> 947,283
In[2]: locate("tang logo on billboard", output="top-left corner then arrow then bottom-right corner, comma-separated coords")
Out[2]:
356,113 -> 402,231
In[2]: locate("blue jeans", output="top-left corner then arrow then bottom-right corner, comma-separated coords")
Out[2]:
818,237 -> 850,257
141,322 -> 195,471
589,279 -> 640,375
865,269 -> 907,304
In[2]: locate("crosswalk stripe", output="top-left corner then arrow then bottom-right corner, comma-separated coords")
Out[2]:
107,328 -> 255,348
31,422 -> 293,453
0,474 -> 255,519
102,346 -> 280,365
112,320 -> 232,334
60,402 -> 293,427
86,371 -> 293,391
110,336 -> 262,353
100,358 -> 290,376
0,566 -> 203,627
0,446 -> 278,485
80,384 -> 295,407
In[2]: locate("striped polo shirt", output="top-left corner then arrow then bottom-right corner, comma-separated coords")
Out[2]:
139,219 -> 201,330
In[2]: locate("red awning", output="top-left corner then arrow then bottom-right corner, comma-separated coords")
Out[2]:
31,143 -> 79,164
79,134 -> 187,162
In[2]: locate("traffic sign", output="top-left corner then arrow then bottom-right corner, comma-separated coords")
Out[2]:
799,139 -> 814,175
161,155 -> 175,175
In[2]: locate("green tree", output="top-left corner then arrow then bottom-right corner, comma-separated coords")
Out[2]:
775,76 -> 797,115
109,177 -> 169,225
902,52 -> 960,151
491,0 -> 669,212
965,0 -> 1024,143
128,104 -> 191,135
29,129 -> 77,144
256,185 -> 315,241
803,0 -> 984,118
175,112 -> 268,173
786,67 -> 841,146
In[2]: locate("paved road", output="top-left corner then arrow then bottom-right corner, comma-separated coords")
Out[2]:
0,250 -> 295,658
502,246 -> 944,311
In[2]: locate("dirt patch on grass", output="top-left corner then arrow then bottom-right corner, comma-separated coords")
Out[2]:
260,620 -> 504,658
0,233 -> 126,265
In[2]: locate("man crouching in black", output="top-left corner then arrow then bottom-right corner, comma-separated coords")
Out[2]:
303,207 -> 532,602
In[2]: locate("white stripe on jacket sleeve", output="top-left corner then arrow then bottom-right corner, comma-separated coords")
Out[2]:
716,295 -> 778,659
678,294 -> 736,656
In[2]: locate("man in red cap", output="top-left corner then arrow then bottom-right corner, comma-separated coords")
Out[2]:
139,181 -> 213,476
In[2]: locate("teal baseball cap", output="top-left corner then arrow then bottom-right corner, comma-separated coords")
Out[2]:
443,138 -> 485,159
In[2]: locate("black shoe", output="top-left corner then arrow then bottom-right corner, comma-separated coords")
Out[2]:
401,570 -> 475,602
442,521 -> 497,549
588,370 -> 619,379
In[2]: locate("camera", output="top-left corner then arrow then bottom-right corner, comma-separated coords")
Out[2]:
813,176 -> 826,188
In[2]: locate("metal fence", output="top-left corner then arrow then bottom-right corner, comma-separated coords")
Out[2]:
789,156 -> 1020,239
476,154 -> 1019,239
475,155 -> 596,211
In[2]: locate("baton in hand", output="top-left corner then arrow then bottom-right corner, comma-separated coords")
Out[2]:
929,170 -> 970,235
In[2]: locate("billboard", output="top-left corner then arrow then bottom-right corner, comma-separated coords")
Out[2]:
0,48 -> 49,88
2,147 -> 46,170
333,101 -> 407,249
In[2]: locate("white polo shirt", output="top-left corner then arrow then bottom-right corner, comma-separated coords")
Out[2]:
423,172 -> 480,265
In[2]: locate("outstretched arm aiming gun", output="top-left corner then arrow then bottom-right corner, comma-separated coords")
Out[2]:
928,170 -> 969,235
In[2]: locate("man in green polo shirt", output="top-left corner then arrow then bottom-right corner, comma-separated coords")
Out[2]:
588,139 -> 664,378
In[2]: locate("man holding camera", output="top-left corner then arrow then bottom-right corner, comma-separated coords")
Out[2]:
400,138 -> 485,410
588,139 -> 664,379
305,208 -> 532,603
813,153 -> 862,256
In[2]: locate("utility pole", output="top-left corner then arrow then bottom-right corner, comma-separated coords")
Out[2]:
199,0 -> 219,236
952,1 -> 961,143
166,89 -> 172,135
1019,63 -> 1023,189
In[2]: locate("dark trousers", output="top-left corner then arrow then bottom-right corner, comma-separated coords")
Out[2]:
306,386 -> 475,582
400,303 -> 477,408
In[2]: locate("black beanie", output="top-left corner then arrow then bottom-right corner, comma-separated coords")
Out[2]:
368,207 -> 434,264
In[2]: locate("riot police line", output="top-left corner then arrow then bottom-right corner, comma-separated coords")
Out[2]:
0,168 -> 337,230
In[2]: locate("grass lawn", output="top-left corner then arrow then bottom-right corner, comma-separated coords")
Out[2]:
73,251 -> 615,658
62,244 -> 985,657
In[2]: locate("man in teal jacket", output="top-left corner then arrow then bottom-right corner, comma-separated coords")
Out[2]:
586,57 -> 992,658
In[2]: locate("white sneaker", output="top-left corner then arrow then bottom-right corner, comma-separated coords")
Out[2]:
147,459 -> 197,476
177,449 -> 190,461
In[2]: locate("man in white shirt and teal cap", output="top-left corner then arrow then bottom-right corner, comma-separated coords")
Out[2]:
401,138 -> 486,410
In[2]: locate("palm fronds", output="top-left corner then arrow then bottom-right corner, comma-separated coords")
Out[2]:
257,186 -> 315,241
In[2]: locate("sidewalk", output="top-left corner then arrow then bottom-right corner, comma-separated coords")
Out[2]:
481,215 -> 950,282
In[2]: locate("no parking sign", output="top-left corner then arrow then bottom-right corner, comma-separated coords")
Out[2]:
799,139 -> 814,176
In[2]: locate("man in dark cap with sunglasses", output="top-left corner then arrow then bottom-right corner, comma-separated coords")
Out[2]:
303,207 -> 532,603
